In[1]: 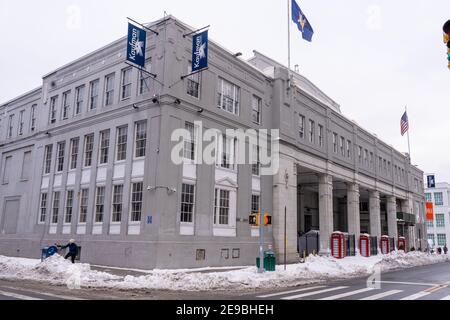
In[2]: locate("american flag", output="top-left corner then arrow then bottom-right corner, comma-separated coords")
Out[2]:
401,111 -> 409,136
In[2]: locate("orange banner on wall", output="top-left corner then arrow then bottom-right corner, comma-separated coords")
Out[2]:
426,202 -> 434,221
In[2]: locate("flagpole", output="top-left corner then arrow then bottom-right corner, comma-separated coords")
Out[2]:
287,0 -> 291,79
405,106 -> 411,160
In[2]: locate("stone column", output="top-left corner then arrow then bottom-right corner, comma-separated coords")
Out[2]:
272,157 -> 298,262
369,191 -> 382,251
401,196 -> 414,249
319,174 -> 333,254
347,183 -> 360,251
387,196 -> 398,248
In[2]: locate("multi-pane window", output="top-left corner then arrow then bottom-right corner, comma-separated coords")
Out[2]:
346,140 -> 351,158
366,150 -> 370,167
186,64 -> 201,99
84,134 -> 94,167
252,95 -> 262,124
89,79 -> 99,110
75,85 -> 85,115
64,190 -> 74,224
370,152 -> 374,168
437,234 -> 447,246
435,192 -> 443,206
7,114 -> 14,138
252,145 -> 260,176
62,91 -> 71,119
69,138 -> 79,170
39,193 -> 48,223
309,120 -> 315,143
217,77 -> 240,115
134,121 -> 147,158
116,126 -> 128,161
214,189 -> 230,225
379,157 -> 383,172
180,183 -> 195,223
428,234 -> 435,246
140,58 -> 152,95
220,136 -> 236,170
104,73 -> 115,106
332,133 -> 338,153
358,147 -> 362,163
79,189 -> 88,223
30,104 -> 37,131
318,124 -> 323,147
340,137 -> 345,156
52,191 -> 60,224
18,110 -> 24,135
112,185 -> 124,222
299,115 -> 305,139
99,130 -> 110,164
44,145 -> 53,174
436,214 -> 445,227
2,156 -> 11,184
121,68 -> 132,100
251,194 -> 260,214
425,193 -> 432,202
95,186 -> 105,223
425,220 -> 434,228
183,122 -> 195,161
56,141 -> 65,172
130,182 -> 144,222
49,96 -> 57,123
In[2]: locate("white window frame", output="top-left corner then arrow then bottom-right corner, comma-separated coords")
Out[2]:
139,58 -> 152,95
180,183 -> 196,224
83,134 -> 94,168
121,67 -> 132,100
130,181 -> 144,223
56,141 -> 65,172
252,95 -> 262,125
69,138 -> 79,170
62,90 -> 71,120
217,77 -> 240,115
94,186 -> 106,223
111,184 -> 124,223
18,110 -> 24,135
299,115 -> 305,139
116,126 -> 128,162
49,96 -> 57,124
78,188 -> 89,224
134,121 -> 147,159
39,192 -> 48,224
30,104 -> 37,131
104,73 -> 115,106
64,190 -> 74,224
89,79 -> 99,110
51,191 -> 60,225
99,130 -> 110,165
75,85 -> 85,115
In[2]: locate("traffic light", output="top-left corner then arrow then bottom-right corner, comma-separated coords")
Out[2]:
264,214 -> 272,226
443,20 -> 450,69
249,214 -> 258,226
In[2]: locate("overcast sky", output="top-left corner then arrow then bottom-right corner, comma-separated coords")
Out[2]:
1,0 -> 449,183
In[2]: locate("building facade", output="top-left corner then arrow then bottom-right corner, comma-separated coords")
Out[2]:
0,16 -> 426,269
425,182 -> 450,249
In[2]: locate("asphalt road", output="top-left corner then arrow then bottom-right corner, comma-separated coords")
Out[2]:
246,261 -> 450,300
1,261 -> 450,300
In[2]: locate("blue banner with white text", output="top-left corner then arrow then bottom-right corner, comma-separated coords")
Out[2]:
192,30 -> 208,73
127,23 -> 147,68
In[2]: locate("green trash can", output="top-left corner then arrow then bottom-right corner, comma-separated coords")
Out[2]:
256,251 -> 276,272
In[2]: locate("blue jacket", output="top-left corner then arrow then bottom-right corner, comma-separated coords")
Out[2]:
62,243 -> 78,255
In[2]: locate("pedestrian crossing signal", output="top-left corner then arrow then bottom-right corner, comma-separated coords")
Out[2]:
249,214 -> 258,226
264,214 -> 272,226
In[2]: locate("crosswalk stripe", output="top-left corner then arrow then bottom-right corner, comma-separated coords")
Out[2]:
1,286 -> 85,300
400,292 -> 430,300
257,285 -> 326,298
0,290 -> 43,300
319,287 -> 375,300
281,286 -> 348,300
360,290 -> 403,300
440,295 -> 450,300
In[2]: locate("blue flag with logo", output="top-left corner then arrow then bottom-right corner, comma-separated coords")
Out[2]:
427,175 -> 436,188
127,23 -> 147,68
192,30 -> 208,72
291,0 -> 314,42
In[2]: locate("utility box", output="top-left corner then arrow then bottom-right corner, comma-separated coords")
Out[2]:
331,232 -> 345,259
380,235 -> 390,254
360,234 -> 371,257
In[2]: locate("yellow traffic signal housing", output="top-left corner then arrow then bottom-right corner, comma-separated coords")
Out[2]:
264,214 -> 272,226
249,214 -> 259,226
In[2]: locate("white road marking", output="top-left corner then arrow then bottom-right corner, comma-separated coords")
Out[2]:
360,290 -> 403,300
281,286 -> 348,300
400,292 -> 431,300
371,281 -> 437,287
319,287 -> 375,300
440,295 -> 450,300
257,286 -> 326,298
0,289 -> 42,300
2,286 -> 85,300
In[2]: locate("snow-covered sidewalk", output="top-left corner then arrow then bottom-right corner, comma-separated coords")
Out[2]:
0,252 -> 448,291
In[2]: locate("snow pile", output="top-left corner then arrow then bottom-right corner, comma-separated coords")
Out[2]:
0,252 -> 448,291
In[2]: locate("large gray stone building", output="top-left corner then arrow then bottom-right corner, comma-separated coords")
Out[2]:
0,16 -> 427,269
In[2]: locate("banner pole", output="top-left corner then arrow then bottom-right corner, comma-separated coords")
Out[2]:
405,106 -> 411,160
287,0 -> 291,78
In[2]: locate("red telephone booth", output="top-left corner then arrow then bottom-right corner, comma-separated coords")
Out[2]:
398,237 -> 406,251
331,232 -> 345,259
360,234 -> 371,257
380,235 -> 390,254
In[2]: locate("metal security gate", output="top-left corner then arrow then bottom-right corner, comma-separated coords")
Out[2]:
346,234 -> 356,256
298,230 -> 320,257
370,236 -> 378,255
